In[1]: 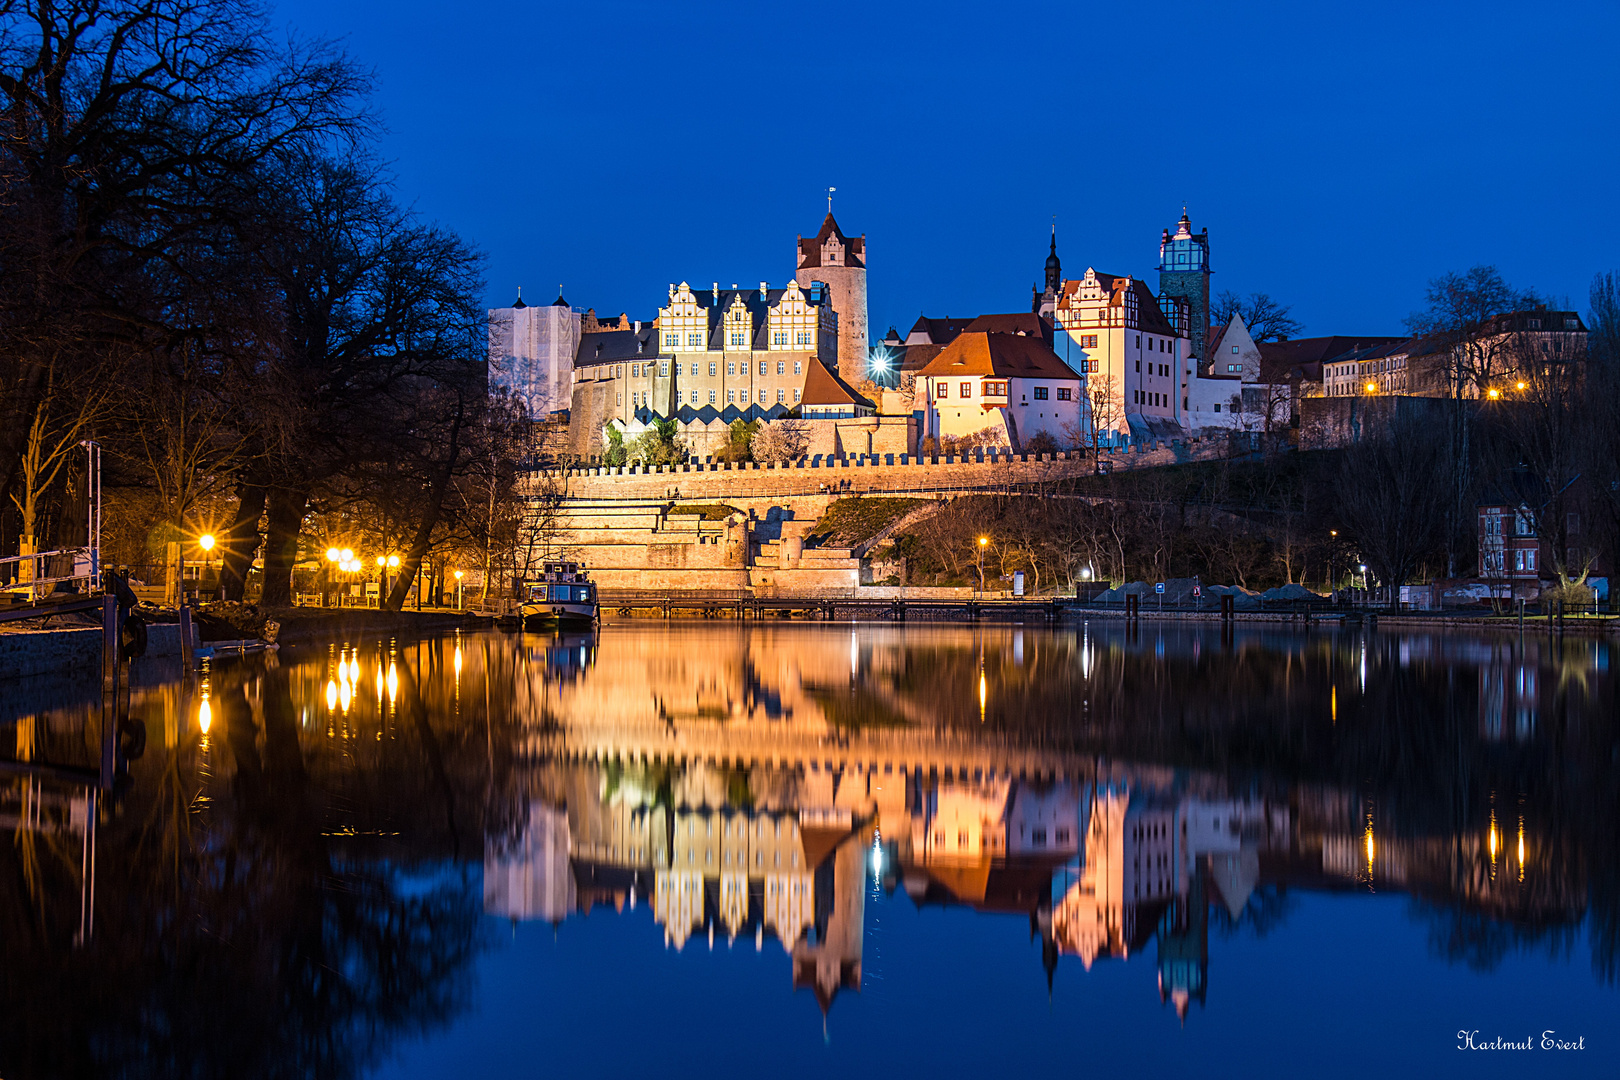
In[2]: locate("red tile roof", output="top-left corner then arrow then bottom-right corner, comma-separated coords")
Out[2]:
796,213 -> 865,269
799,355 -> 873,408
916,332 -> 1080,381
964,312 -> 1054,344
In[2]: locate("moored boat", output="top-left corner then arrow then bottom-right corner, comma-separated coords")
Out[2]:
520,561 -> 599,628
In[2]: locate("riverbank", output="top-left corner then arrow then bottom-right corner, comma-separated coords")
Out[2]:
193,603 -> 482,645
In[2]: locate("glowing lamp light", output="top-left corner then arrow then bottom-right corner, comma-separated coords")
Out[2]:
1515,381 -> 1527,391
326,548 -> 340,563
339,679 -> 351,712
198,533 -> 215,552
1487,388 -> 1500,399
340,548 -> 354,563
325,679 -> 338,710
978,537 -> 989,548
198,697 -> 212,734
1364,382 -> 1377,394
387,554 -> 400,569
454,569 -> 464,580
376,555 -> 386,567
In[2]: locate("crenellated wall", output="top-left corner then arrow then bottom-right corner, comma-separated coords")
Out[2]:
545,439 -> 1233,503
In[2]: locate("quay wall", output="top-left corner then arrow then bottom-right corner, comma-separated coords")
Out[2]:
0,623 -> 190,682
0,627 -> 101,681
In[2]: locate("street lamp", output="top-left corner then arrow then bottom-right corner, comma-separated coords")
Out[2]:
1515,381 -> 1527,391
976,536 -> 989,598
454,569 -> 464,610
198,533 -> 216,602
325,547 -> 341,607
1487,388 -> 1500,399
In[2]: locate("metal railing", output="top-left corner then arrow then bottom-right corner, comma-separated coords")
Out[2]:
0,547 -> 97,595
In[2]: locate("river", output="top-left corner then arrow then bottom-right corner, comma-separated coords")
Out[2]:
1,620 -> 1616,1078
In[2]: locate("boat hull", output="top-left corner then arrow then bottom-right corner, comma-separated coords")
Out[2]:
520,601 -> 598,628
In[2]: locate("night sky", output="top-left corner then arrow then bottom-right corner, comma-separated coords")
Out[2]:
265,0 -> 1618,338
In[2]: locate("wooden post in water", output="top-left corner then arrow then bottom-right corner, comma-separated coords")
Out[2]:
100,595 -> 118,787
179,604 -> 194,669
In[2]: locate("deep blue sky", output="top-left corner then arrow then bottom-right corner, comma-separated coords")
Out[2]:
268,0 -> 1618,339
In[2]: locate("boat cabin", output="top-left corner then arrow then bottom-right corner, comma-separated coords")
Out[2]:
525,561 -> 594,604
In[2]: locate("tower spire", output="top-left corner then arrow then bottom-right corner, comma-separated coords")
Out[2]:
827,186 -> 836,213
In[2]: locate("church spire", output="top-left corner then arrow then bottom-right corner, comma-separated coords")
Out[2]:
1043,222 -> 1062,295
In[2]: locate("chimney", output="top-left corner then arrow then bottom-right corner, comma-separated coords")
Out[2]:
760,281 -> 768,301
713,282 -> 719,304
634,320 -> 642,332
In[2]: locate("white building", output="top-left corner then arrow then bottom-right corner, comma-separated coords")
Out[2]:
488,292 -> 580,418
916,331 -> 1083,451
1051,268 -> 1192,443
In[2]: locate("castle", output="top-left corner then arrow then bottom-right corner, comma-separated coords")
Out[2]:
491,211 -> 881,459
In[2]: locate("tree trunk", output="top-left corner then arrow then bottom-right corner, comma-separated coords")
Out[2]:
219,482 -> 267,602
387,397 -> 468,611
260,487 -> 308,608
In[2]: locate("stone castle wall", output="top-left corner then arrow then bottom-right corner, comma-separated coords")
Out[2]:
545,438 -> 1233,503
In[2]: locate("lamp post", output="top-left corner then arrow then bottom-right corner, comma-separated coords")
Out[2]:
325,548 -> 340,607
198,533 -> 216,602
454,569 -> 464,610
976,536 -> 989,599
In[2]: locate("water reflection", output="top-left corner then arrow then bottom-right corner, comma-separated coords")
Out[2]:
0,623 -> 1616,1076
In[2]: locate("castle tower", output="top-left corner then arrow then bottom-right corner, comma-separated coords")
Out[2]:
795,213 -> 866,378
1157,211 -> 1211,362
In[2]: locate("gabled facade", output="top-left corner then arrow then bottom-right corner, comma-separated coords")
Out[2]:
567,280 -> 838,458
1051,268 -> 1191,442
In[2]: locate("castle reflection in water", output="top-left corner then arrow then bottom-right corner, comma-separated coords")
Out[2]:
479,623 -> 1601,1021
4,616 -> 1609,1077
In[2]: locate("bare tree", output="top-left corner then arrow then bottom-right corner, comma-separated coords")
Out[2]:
1063,373 -> 1120,472
1211,291 -> 1303,343
7,352 -> 114,574
751,419 -> 809,463
1500,330 -> 1588,586
1405,265 -> 1534,575
1336,413 -> 1450,607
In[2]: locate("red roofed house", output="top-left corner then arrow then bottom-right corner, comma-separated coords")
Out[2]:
916,332 -> 1083,451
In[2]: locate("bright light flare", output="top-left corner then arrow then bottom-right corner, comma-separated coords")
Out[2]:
198,533 -> 215,552
325,679 -> 338,710
198,697 -> 212,734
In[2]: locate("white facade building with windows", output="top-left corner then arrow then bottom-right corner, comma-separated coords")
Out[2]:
916,331 -> 1083,450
